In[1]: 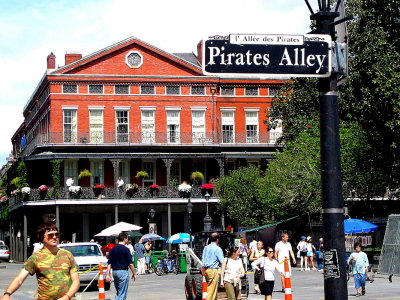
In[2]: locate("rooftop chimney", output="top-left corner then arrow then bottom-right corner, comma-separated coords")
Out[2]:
65,52 -> 82,65
47,52 -> 56,69
197,40 -> 203,66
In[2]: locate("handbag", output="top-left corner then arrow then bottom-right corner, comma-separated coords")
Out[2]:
258,258 -> 266,285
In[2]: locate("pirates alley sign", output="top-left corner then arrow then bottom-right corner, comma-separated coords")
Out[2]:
202,34 -> 332,78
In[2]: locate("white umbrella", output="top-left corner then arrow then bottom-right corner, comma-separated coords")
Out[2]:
94,221 -> 142,237
167,232 -> 194,244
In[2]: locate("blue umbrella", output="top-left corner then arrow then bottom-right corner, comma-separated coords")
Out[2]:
142,233 -> 165,242
167,233 -> 194,244
344,219 -> 378,234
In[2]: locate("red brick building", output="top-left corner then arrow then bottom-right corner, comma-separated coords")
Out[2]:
8,36 -> 283,261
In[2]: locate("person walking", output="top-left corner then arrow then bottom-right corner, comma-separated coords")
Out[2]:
296,236 -> 308,271
220,246 -> 245,300
249,238 -> 257,252
252,246 -> 282,300
315,237 -> 324,271
249,240 -> 265,294
239,237 -> 250,271
106,232 -> 136,300
306,236 -> 316,270
348,242 -> 369,297
202,232 -> 225,300
1,222 -> 80,300
144,240 -> 152,273
134,239 -> 146,275
274,233 -> 296,292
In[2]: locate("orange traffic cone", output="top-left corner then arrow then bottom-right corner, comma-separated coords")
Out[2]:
98,264 -> 107,300
202,275 -> 208,300
284,257 -> 293,300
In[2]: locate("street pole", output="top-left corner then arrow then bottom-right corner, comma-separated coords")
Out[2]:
308,1 -> 348,298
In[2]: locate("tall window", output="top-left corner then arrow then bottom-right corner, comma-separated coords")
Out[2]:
64,160 -> 77,185
143,161 -> 155,186
141,110 -> 155,143
116,111 -> 129,143
221,110 -> 235,143
90,161 -> 104,185
245,110 -> 259,143
167,110 -> 180,143
89,110 -> 103,143
269,119 -> 283,144
63,109 -> 77,143
170,162 -> 180,183
192,110 -> 205,143
119,161 -> 130,185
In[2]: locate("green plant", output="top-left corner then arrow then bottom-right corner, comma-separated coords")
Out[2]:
168,178 -> 179,187
16,161 -> 28,188
51,159 -> 62,198
78,169 -> 93,179
10,177 -> 21,187
191,171 -> 204,183
135,171 -> 148,179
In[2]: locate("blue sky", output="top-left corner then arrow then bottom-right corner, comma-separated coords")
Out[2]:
0,0 -> 316,165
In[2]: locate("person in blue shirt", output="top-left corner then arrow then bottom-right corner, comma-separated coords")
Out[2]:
348,242 -> 369,297
134,239 -> 146,275
202,232 -> 225,300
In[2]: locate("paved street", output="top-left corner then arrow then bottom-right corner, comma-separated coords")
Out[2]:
1,263 -> 399,299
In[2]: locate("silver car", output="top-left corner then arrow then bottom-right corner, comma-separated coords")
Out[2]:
0,245 -> 10,261
58,242 -> 109,290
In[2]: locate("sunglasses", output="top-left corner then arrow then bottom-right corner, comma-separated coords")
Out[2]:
46,232 -> 60,239
267,250 -> 274,253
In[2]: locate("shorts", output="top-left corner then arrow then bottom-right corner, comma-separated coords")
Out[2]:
307,251 -> 313,257
145,256 -> 151,264
300,251 -> 307,257
354,273 -> 366,289
260,280 -> 274,296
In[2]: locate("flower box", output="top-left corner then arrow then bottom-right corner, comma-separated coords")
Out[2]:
201,183 -> 214,197
69,186 -> 81,199
93,185 -> 106,199
178,183 -> 192,198
149,184 -> 159,197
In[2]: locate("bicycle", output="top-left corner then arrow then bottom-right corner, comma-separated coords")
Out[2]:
155,257 -> 179,276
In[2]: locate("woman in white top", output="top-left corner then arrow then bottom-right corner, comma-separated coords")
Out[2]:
252,246 -> 281,300
249,241 -> 265,294
220,246 -> 245,300
296,236 -> 308,271
306,236 -> 316,270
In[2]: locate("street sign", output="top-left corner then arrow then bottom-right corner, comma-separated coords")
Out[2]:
202,34 -> 332,78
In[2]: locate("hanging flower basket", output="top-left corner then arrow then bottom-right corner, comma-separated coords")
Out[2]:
149,185 -> 160,197
69,186 -> 81,199
201,183 -> 214,197
178,183 -> 192,198
93,184 -> 106,199
125,184 -> 138,198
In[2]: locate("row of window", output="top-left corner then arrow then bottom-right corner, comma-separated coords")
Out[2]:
63,107 -> 275,144
62,84 -> 281,96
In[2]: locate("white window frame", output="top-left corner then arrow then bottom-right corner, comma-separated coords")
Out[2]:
62,107 -> 78,143
191,108 -> 206,144
221,108 -> 236,144
114,107 -> 130,143
64,160 -> 78,186
89,107 -> 104,143
245,108 -> 260,143
119,160 -> 130,185
141,107 -> 156,143
142,161 -> 156,186
166,108 -> 181,144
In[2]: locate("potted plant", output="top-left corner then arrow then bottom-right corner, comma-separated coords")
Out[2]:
93,184 -> 106,199
149,184 -> 159,197
178,181 -> 192,198
21,187 -> 31,201
38,185 -> 48,200
125,183 -> 138,198
69,185 -> 81,199
190,171 -> 204,185
78,169 -> 93,180
201,183 -> 215,197
135,171 -> 148,196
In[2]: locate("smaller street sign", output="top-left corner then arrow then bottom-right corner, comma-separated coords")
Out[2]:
202,34 -> 332,78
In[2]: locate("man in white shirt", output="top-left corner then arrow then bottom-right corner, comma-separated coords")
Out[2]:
65,177 -> 74,198
249,238 -> 257,252
117,177 -> 124,197
274,233 -> 296,292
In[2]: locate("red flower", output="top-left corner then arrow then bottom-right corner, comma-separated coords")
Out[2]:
149,185 -> 159,189
93,184 -> 106,189
201,183 -> 215,189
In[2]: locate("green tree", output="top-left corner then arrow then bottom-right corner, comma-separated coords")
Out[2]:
215,165 -> 270,226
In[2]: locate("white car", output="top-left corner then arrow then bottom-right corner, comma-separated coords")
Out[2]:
58,242 -> 110,290
0,245 -> 10,261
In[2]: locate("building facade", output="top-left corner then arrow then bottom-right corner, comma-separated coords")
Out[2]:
8,36 -> 283,261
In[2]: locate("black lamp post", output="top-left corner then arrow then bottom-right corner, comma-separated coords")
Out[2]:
203,192 -> 213,232
186,198 -> 193,248
149,208 -> 156,233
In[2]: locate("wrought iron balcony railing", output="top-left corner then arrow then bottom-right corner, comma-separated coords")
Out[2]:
22,131 -> 282,156
8,185 -> 218,207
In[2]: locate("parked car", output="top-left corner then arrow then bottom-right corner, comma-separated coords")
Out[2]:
0,245 -> 10,261
58,242 -> 110,290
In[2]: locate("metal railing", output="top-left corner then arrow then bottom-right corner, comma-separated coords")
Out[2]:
8,185 -> 217,207
21,131 -> 282,156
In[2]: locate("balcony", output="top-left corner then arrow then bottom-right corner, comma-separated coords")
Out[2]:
22,131 -> 282,156
9,185 -> 218,208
